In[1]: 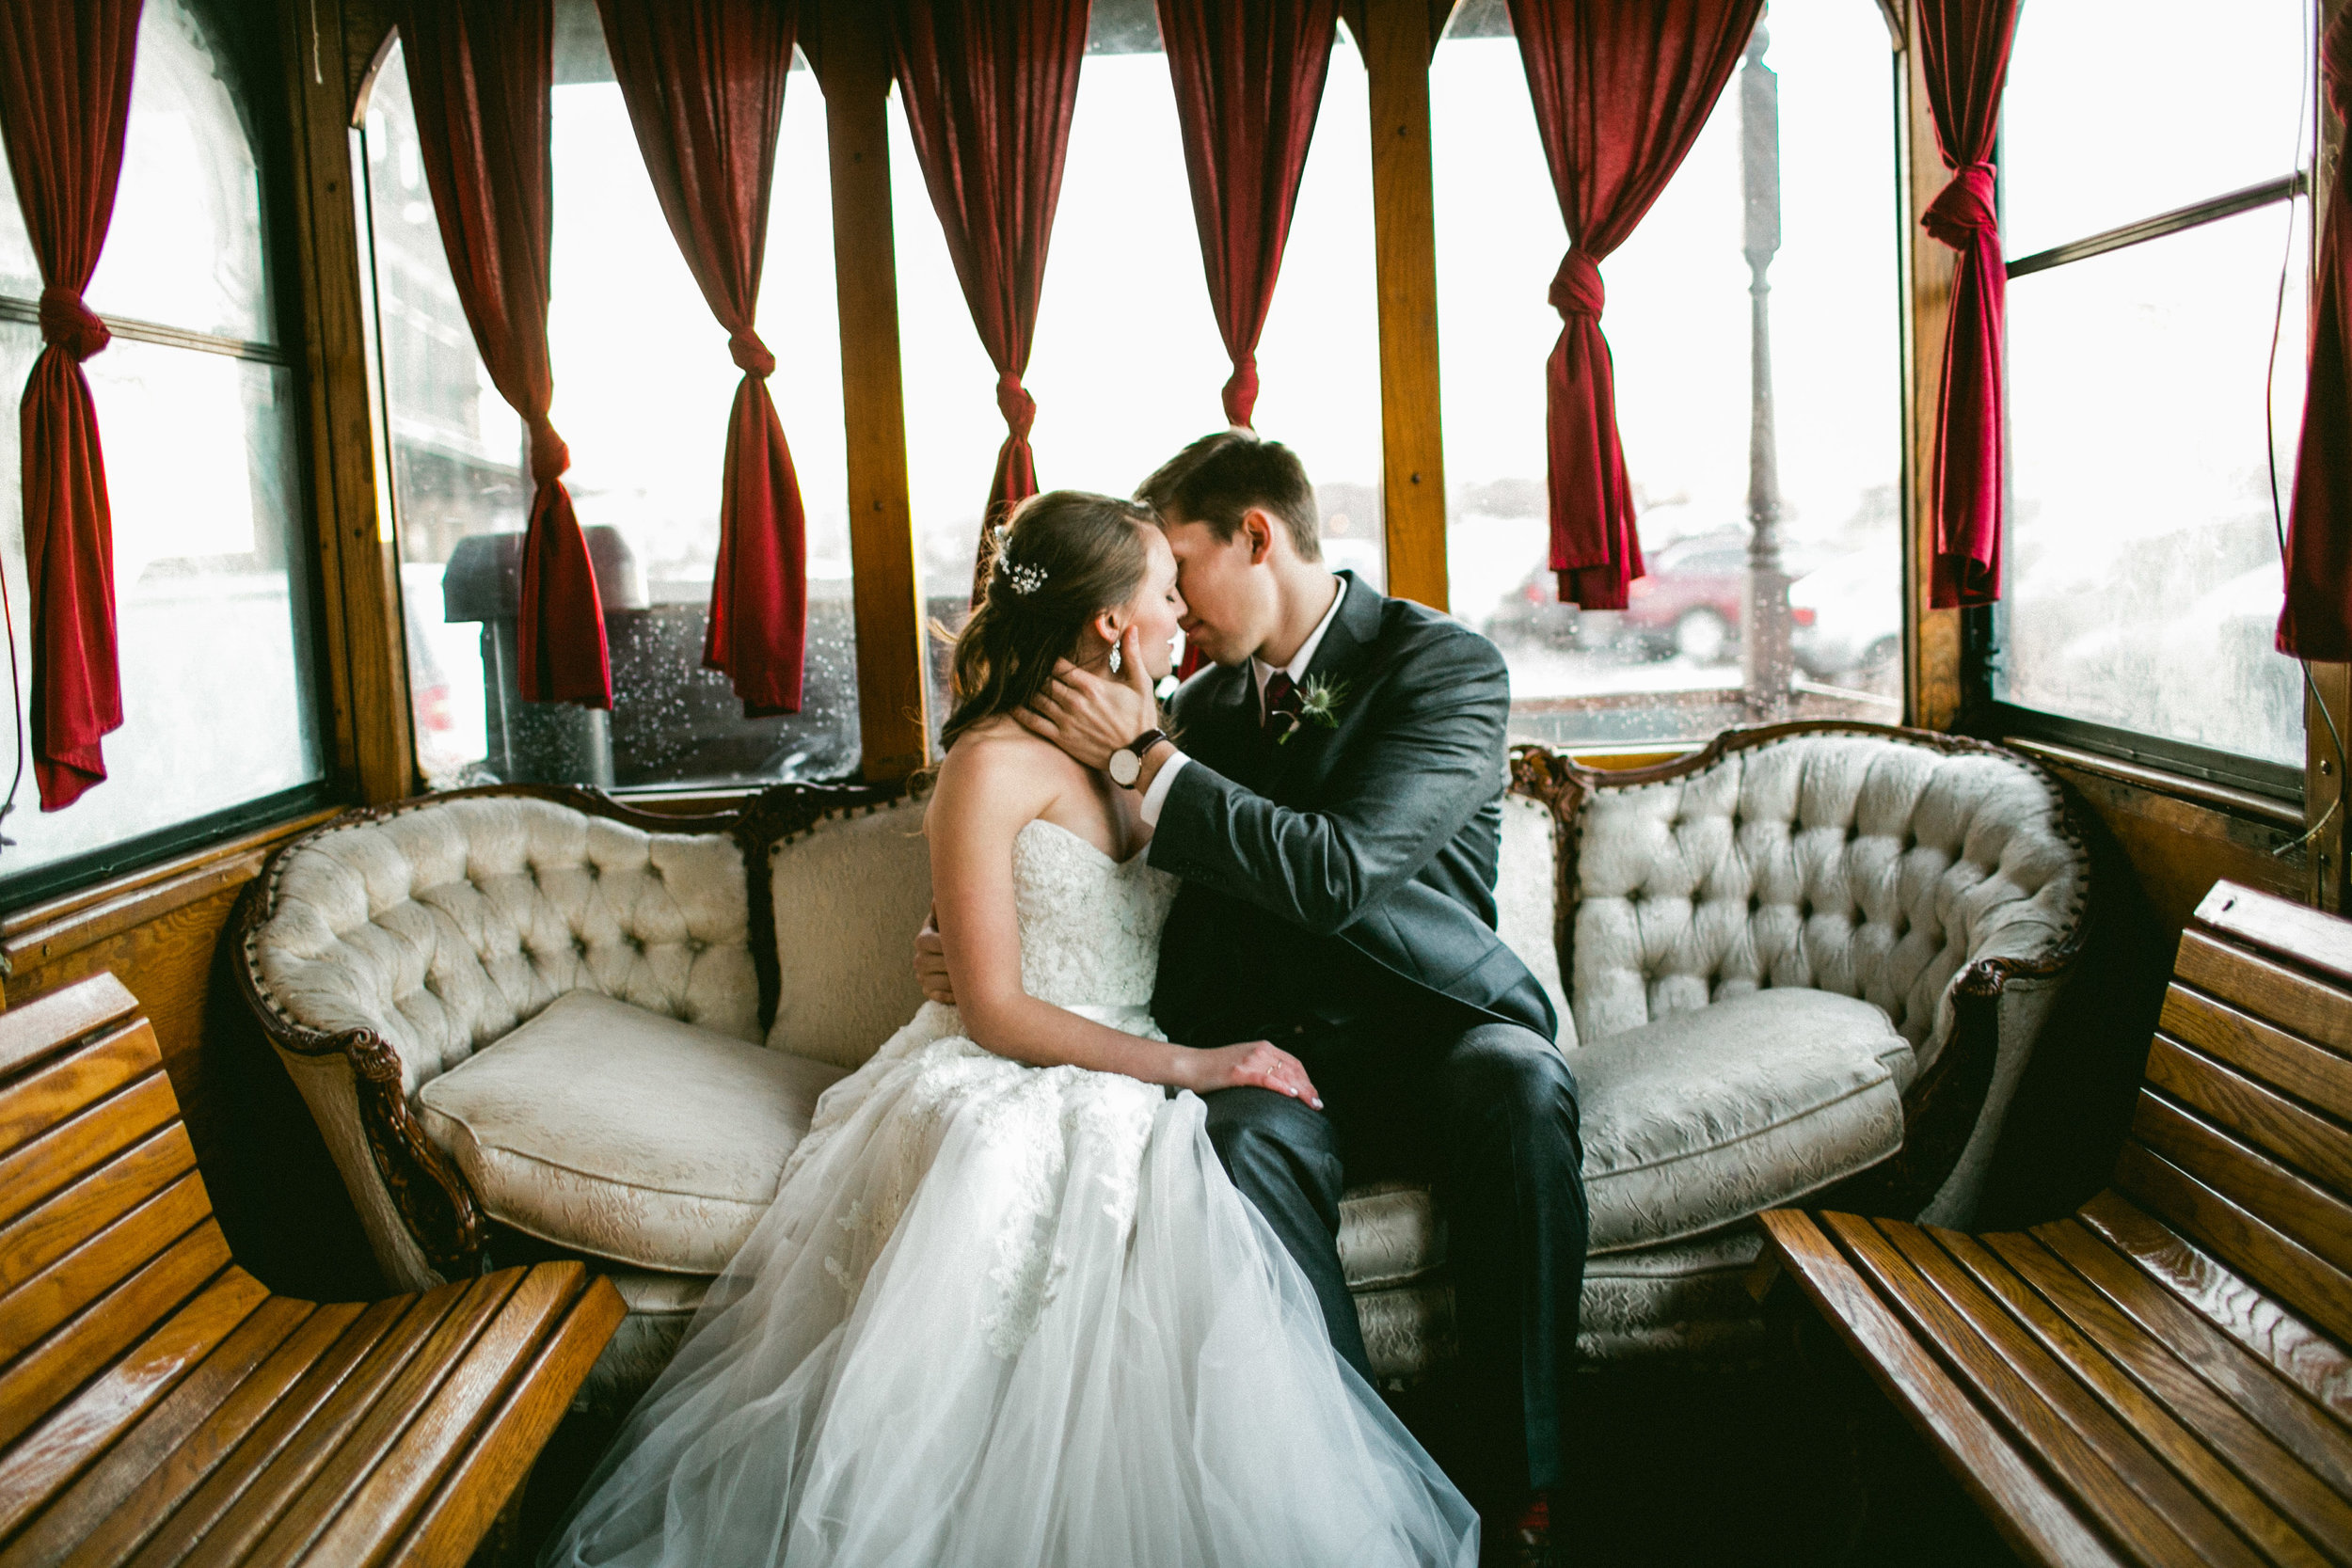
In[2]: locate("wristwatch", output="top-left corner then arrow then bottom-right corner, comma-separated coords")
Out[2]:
1108,728 -> 1169,789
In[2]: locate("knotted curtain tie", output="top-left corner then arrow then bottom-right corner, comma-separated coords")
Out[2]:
527,416 -> 572,486
995,371 -> 1037,441
1549,250 -> 1605,321
1922,164 -> 1998,249
728,328 -> 776,378
38,286 -> 109,361
1221,353 -> 1260,429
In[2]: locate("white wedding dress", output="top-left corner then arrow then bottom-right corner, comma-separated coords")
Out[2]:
543,818 -> 1478,1568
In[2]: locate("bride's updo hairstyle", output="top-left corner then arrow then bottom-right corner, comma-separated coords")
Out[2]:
940,489 -> 1156,753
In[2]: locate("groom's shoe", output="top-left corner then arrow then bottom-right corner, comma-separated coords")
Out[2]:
1482,1491 -> 1558,1568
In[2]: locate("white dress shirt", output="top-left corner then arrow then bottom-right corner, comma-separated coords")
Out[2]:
1138,574 -> 1346,827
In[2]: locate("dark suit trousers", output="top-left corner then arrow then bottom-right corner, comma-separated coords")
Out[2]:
1200,1012 -> 1588,1500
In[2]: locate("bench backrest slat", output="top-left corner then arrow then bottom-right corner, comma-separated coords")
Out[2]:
2114,882 -> 2352,1354
2160,985 -> 2352,1127
0,1013 -> 228,1393
0,974 -> 246,1553
2172,932 -> 2352,1058
2144,1037 -> 2352,1197
0,975 -> 139,1085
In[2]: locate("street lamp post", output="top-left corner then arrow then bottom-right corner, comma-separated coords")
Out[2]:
1740,21 -> 1792,717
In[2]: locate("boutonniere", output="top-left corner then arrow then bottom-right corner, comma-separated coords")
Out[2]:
1275,675 -> 1348,745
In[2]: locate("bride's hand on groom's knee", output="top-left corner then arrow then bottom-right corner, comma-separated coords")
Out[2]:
1172,1041 -> 1322,1110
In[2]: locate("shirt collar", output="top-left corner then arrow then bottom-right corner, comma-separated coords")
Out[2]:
1252,574 -> 1347,711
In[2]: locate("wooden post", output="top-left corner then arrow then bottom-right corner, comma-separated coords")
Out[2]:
1899,8 -> 1963,732
281,0 -> 411,804
1359,0 -> 1448,610
816,0 -> 929,782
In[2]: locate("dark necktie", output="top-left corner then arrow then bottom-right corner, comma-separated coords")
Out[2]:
1262,672 -> 1301,740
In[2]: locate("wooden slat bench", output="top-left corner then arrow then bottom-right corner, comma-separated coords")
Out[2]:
1758,879 -> 2352,1567
0,973 -> 624,1566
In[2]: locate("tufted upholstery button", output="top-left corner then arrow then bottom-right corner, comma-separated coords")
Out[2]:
627,934 -> 645,954
587,863 -> 602,880
687,938 -> 707,956
573,937 -> 589,957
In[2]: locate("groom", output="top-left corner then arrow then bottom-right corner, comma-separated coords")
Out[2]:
925,431 -> 1587,1560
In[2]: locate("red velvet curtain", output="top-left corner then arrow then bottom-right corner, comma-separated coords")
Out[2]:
597,0 -> 806,715
888,0 -> 1088,594
2280,9 -> 2352,659
398,0 -> 610,706
1916,0 -> 2021,609
1156,0 -> 1338,427
0,0 -> 141,810
1507,0 -> 1762,610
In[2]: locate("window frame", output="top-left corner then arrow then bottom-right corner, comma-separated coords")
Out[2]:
308,0 -> 2331,853
0,0 -> 343,911
1963,130 -> 2317,805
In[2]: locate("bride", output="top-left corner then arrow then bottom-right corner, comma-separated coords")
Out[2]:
543,490 -> 1477,1567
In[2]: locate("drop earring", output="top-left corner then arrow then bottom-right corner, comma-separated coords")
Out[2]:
1108,642 -> 1123,675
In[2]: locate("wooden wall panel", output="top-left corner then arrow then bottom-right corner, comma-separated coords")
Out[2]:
2037,764 -> 2305,948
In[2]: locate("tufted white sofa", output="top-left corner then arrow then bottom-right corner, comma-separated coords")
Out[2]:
237,722 -> 2087,1409
1500,723 -> 2089,1361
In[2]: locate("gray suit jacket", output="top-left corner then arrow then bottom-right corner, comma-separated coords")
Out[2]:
1146,572 -> 1556,1049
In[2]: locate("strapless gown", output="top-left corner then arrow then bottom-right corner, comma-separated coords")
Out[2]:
542,818 -> 1477,1567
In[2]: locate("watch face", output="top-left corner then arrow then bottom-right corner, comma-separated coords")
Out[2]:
1109,750 -> 1139,787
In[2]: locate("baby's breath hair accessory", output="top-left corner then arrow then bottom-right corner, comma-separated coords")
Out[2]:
992,525 -> 1048,595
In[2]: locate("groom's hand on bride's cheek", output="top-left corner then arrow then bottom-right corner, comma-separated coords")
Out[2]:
1017,629 -> 1159,770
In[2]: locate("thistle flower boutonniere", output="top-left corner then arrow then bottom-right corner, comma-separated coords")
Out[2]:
1276,674 -> 1349,745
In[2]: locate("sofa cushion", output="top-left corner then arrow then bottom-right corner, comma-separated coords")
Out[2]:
767,800 -> 937,1069
1577,988 -> 1910,1254
1338,1180 -> 1445,1291
417,991 -> 847,1273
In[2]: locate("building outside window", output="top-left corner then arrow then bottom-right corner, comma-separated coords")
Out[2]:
1431,0 -> 1903,748
1995,0 -> 2312,793
892,0 -> 1382,736
0,0 -> 325,899
361,0 -> 858,793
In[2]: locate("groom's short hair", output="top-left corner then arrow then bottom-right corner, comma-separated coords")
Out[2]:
1136,431 -> 1322,562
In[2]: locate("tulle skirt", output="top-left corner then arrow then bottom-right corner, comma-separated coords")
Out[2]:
541,1005 -> 1477,1568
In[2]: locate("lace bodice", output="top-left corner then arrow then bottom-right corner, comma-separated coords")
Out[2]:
1010,818 -> 1178,1012
773,816 -> 1181,1363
